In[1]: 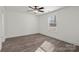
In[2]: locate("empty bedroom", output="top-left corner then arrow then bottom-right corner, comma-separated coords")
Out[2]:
0,6 -> 79,52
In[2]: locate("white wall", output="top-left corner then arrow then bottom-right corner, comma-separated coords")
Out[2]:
5,11 -> 39,38
39,7 -> 79,46
0,7 -> 2,38
0,7 -> 2,50
0,7 -> 5,50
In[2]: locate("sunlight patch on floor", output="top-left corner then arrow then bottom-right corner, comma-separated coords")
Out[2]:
35,41 -> 55,52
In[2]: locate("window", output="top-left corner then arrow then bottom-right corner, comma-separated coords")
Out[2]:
48,15 -> 56,27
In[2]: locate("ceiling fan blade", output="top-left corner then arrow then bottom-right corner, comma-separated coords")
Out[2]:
28,6 -> 34,9
39,7 -> 44,9
39,10 -> 44,12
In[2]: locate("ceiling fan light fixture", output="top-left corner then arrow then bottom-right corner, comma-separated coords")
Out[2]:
33,10 -> 38,13
28,6 -> 44,14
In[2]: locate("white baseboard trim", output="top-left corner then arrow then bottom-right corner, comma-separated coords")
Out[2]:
6,33 -> 40,39
40,33 -> 79,46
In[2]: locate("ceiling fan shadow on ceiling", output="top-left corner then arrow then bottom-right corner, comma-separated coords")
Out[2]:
28,6 -> 44,14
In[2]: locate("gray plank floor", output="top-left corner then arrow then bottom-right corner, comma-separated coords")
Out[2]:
1,34 -> 79,52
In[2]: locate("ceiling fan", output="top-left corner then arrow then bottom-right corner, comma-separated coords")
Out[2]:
28,6 -> 44,13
